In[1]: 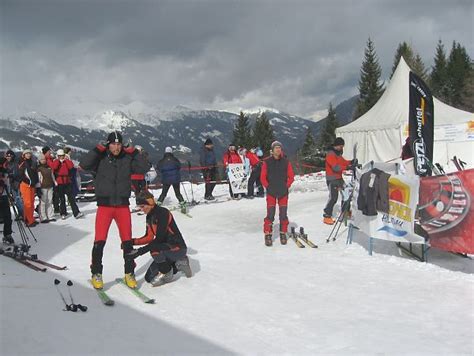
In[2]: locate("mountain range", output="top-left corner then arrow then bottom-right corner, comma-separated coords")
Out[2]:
0,96 -> 357,164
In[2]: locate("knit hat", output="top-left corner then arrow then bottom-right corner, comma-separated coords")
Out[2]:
135,190 -> 156,206
56,149 -> 65,156
107,131 -> 123,144
5,150 -> 15,158
23,149 -> 32,155
165,147 -> 173,153
204,138 -> 213,146
271,141 -> 282,150
333,137 -> 345,146
42,146 -> 51,154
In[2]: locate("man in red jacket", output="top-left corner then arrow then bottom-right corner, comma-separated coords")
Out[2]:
260,141 -> 294,247
323,137 -> 354,225
51,149 -> 83,220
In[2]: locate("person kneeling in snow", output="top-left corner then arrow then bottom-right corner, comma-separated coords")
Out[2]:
126,191 -> 192,286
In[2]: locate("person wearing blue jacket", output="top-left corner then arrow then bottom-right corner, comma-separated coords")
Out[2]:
157,147 -> 185,207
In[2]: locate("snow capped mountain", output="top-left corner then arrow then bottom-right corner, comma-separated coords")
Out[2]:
0,99 -> 357,163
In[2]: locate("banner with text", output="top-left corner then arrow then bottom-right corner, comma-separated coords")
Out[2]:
227,163 -> 249,194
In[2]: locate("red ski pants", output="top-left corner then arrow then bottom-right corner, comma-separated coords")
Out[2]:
264,194 -> 289,233
94,206 -> 132,242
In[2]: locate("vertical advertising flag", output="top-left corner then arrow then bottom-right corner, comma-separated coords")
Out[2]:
408,72 -> 434,176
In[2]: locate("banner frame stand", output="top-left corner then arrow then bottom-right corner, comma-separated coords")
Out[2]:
395,242 -> 430,262
346,223 -> 430,261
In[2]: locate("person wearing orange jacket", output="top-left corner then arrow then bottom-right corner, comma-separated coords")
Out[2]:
51,149 -> 83,220
260,141 -> 294,247
323,137 -> 355,225
18,149 -> 38,227
222,143 -> 242,198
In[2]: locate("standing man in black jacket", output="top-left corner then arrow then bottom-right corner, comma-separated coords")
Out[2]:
260,141 -> 295,246
80,131 -> 151,289
199,138 -> 218,200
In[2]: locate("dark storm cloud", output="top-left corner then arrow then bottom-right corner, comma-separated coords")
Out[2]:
1,0 -> 472,119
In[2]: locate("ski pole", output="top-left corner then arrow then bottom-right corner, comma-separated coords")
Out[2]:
187,161 -> 197,205
67,280 -> 88,312
54,279 -> 76,312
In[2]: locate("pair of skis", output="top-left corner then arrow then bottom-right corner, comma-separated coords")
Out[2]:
0,246 -> 67,272
289,227 -> 318,248
89,278 -> 155,306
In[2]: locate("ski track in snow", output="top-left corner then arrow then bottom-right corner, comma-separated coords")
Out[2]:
1,178 -> 473,356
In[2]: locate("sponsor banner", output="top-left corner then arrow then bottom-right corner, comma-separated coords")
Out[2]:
353,162 -> 424,244
418,169 -> 474,254
227,163 -> 248,194
434,122 -> 474,142
408,72 -> 434,176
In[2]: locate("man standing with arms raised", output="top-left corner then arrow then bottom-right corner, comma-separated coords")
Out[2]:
80,131 -> 150,289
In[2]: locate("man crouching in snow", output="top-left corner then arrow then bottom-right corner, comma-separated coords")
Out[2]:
126,190 -> 192,286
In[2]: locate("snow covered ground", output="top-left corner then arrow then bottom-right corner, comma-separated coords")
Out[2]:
1,176 -> 473,355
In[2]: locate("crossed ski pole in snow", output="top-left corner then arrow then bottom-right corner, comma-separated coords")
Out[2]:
54,279 -> 88,312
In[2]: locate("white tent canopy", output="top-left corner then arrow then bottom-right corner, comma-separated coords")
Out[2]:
336,57 -> 474,170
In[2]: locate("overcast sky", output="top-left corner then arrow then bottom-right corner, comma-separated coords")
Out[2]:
1,0 -> 473,119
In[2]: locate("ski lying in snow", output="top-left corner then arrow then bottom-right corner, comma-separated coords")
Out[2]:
1,250 -> 47,272
88,280 -> 115,306
166,206 -> 193,218
23,255 -> 67,270
0,246 -> 67,270
289,233 -> 305,248
296,234 -> 318,248
115,278 -> 155,304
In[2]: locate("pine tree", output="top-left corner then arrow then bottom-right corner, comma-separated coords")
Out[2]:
460,66 -> 474,112
232,111 -> 252,148
446,41 -> 472,109
252,112 -> 275,154
430,40 -> 449,102
353,38 -> 384,120
298,127 -> 319,166
412,53 -> 428,82
390,42 -> 414,78
318,103 -> 339,150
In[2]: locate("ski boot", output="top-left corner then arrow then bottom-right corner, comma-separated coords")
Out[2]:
150,270 -> 174,287
124,273 -> 137,289
280,232 -> 287,245
179,201 -> 187,214
91,273 -> 103,289
264,234 -> 273,247
2,235 -> 14,244
175,256 -> 193,277
323,217 -> 336,225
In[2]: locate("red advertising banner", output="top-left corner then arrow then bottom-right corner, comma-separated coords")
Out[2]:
418,169 -> 474,254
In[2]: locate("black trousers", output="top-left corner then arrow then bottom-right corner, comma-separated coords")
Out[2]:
158,183 -> 184,203
323,179 -> 345,218
57,184 -> 80,217
53,185 -> 60,214
132,179 -> 146,195
0,196 -> 12,237
247,167 -> 263,196
203,168 -> 217,197
145,246 -> 187,282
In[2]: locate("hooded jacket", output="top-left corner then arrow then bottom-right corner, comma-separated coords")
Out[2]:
80,146 -> 150,206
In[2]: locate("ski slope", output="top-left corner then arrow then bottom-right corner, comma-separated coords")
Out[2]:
1,176 -> 473,355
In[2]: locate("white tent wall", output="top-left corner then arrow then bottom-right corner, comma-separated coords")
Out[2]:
336,57 -> 474,170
